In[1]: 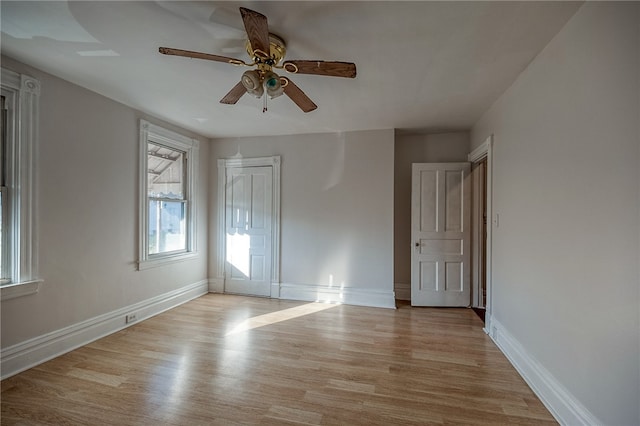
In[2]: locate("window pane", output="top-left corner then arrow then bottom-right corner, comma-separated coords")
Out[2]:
1,95 -> 5,186
0,189 -> 3,278
147,143 -> 184,199
148,200 -> 186,255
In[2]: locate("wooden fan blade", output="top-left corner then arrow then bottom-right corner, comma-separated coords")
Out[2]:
159,47 -> 244,65
239,7 -> 270,57
220,81 -> 248,105
282,77 -> 317,113
283,60 -> 356,78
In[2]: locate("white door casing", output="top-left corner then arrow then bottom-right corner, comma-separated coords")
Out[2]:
411,163 -> 471,306
217,156 -> 281,298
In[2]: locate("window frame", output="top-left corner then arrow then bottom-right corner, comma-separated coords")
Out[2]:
1,94 -> 9,283
138,120 -> 198,270
0,68 -> 42,301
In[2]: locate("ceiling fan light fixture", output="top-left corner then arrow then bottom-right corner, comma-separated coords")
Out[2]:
241,70 -> 264,98
264,70 -> 284,99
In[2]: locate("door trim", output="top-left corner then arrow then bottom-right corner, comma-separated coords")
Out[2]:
217,156 -> 281,298
468,135 -> 493,331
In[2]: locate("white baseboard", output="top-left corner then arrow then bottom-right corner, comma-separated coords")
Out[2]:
279,282 -> 396,309
488,318 -> 601,426
270,282 -> 280,298
208,277 -> 224,293
1,280 -> 208,380
483,310 -> 493,336
394,282 -> 410,301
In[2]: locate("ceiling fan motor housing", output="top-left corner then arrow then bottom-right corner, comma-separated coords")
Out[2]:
245,34 -> 286,66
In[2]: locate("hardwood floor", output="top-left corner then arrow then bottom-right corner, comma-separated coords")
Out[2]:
1,295 -> 556,425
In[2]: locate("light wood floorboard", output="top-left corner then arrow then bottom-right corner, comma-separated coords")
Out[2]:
1,294 -> 556,425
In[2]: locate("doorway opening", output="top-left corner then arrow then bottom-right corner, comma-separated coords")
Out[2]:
471,157 -> 487,322
468,136 -> 493,328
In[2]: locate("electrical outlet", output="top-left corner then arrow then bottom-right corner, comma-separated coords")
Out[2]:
125,313 -> 138,324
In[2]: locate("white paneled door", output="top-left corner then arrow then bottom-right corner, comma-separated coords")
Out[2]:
225,166 -> 273,297
411,163 -> 471,306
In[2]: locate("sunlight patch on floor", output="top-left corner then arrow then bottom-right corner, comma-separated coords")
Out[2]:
225,302 -> 339,336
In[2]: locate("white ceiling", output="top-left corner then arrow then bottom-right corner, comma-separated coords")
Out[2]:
1,1 -> 581,139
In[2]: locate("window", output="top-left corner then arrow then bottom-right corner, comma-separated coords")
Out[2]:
1,95 -> 8,283
148,143 -> 186,255
0,68 -> 42,300
139,120 -> 198,269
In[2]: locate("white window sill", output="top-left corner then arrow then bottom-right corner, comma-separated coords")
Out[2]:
137,252 -> 198,271
1,279 -> 44,301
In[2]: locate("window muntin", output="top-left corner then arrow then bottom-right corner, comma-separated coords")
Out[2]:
138,120 -> 198,269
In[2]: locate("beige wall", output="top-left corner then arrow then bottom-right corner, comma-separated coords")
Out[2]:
1,56 -> 209,348
393,131 -> 469,299
471,3 -> 639,424
209,130 -> 395,303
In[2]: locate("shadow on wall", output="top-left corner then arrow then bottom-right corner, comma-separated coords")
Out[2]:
323,132 -> 346,191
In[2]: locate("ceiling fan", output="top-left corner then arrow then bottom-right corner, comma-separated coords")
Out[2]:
159,7 -> 356,113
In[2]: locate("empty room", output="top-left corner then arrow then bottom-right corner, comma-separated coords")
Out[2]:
1,2 -> 638,425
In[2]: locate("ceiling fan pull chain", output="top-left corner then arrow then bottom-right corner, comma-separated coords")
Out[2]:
263,91 -> 268,113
